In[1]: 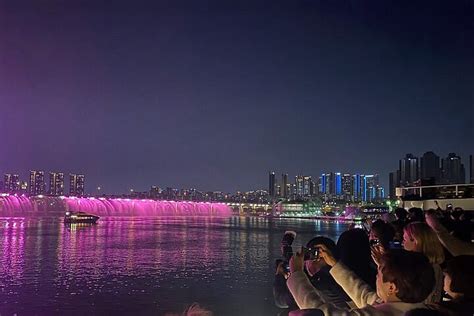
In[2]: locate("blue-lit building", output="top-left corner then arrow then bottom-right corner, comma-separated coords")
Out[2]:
319,173 -> 334,196
335,172 -> 342,196
353,174 -> 363,201
363,174 -> 379,202
376,187 -> 385,200
319,173 -> 327,194
363,175 -> 368,201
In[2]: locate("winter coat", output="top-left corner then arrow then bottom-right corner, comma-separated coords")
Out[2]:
287,262 -> 426,316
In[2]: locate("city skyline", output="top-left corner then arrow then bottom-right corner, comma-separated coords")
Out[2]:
1,1 -> 472,194
1,150 -> 473,196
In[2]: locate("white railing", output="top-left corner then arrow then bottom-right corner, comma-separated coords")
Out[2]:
396,184 -> 474,198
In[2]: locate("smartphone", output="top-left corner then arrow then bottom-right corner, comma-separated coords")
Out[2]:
303,247 -> 319,260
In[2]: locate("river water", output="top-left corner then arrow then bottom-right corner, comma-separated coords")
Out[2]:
0,216 -> 350,315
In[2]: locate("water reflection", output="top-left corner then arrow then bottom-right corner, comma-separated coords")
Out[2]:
1,218 -> 25,286
0,216 -> 349,315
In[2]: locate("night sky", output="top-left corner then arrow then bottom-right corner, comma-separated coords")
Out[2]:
1,0 -> 473,194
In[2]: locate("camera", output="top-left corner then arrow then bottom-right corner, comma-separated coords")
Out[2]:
303,246 -> 319,261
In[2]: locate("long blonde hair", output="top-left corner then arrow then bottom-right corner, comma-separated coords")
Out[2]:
404,222 -> 445,265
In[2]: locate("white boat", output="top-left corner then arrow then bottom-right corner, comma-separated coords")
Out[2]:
64,211 -> 100,224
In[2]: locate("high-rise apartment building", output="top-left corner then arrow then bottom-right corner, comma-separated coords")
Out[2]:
49,172 -> 64,196
3,174 -> 11,192
303,176 -> 313,196
342,173 -> 352,200
319,174 -> 326,194
420,151 -> 441,184
69,174 -> 85,196
399,154 -> 419,186
4,174 -> 20,193
295,175 -> 304,197
319,173 -> 335,196
352,174 -> 363,201
269,172 -> 276,197
441,153 -> 465,184
11,174 -> 20,192
29,170 -> 45,195
334,173 -> 342,196
281,173 -> 288,198
363,174 -> 379,202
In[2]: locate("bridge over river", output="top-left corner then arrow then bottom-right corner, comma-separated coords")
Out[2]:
0,194 -> 232,216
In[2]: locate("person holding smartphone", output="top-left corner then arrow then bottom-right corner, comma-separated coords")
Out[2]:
288,246 -> 435,315
273,236 -> 350,311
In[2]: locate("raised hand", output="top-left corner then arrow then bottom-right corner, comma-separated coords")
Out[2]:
371,244 -> 385,267
289,247 -> 305,273
316,243 -> 337,267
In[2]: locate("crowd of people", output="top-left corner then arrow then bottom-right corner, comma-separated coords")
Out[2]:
273,205 -> 474,316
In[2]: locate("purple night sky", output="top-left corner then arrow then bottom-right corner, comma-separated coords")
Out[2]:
0,0 -> 472,194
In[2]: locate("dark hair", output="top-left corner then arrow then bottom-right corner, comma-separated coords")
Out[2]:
395,208 -> 408,221
444,255 -> 474,298
451,208 -> 464,220
337,228 -> 374,286
371,220 -> 395,249
306,236 -> 338,260
408,207 -> 425,222
462,212 -> 472,221
380,250 -> 435,303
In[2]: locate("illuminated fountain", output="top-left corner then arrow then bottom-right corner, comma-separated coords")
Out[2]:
63,197 -> 232,216
0,194 -> 37,215
0,194 -> 232,217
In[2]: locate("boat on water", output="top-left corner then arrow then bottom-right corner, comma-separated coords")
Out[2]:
64,211 -> 100,224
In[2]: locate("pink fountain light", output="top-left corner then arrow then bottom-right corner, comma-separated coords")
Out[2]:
0,194 -> 36,215
0,194 -> 232,217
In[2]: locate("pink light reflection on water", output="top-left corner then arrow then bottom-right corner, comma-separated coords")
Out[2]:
0,215 -> 351,315
54,217 -> 231,298
1,218 -> 26,285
